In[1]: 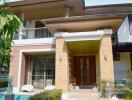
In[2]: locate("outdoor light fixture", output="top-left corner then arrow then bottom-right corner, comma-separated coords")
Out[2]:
104,55 -> 108,61
59,55 -> 64,62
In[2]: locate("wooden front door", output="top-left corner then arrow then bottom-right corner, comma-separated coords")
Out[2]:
73,56 -> 96,86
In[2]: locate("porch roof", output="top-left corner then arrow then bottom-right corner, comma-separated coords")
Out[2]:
113,42 -> 132,52
45,16 -> 123,32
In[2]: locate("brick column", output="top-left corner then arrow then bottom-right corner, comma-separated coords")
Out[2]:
55,35 -> 69,91
99,35 -> 114,82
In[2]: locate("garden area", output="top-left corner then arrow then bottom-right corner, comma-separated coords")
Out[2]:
30,89 -> 62,100
99,71 -> 132,100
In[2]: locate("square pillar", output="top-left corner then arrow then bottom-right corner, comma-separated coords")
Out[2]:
99,35 -> 114,82
19,53 -> 26,90
55,35 -> 69,91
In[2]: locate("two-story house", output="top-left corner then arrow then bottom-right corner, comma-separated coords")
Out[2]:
2,0 -> 132,92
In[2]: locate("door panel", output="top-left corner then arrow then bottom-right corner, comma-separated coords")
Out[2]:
73,56 -> 96,86
74,57 -> 81,85
89,56 -> 96,85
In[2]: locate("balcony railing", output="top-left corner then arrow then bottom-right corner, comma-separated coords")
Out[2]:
14,27 -> 54,40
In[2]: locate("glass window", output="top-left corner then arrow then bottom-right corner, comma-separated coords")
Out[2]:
30,54 -> 55,89
84,0 -> 132,7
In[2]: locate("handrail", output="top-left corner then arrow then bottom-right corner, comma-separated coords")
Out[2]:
14,27 -> 53,40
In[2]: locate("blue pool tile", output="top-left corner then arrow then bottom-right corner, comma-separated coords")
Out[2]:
15,95 -> 30,100
0,93 -> 30,100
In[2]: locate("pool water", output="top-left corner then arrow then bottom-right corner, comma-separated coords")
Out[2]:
0,93 -> 30,100
15,95 -> 30,100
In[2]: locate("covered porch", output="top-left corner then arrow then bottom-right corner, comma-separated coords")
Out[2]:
55,29 -> 115,91
68,40 -> 99,87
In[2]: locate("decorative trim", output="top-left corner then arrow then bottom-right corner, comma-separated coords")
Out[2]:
13,38 -> 55,46
61,29 -> 112,42
17,48 -> 55,91
54,33 -> 63,38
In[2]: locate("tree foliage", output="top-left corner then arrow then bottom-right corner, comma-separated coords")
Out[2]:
0,8 -> 22,69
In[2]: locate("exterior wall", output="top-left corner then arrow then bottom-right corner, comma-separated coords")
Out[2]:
118,16 -> 132,42
9,44 -> 54,88
25,20 -> 36,38
114,53 -> 131,81
99,35 -> 114,82
55,37 -> 69,91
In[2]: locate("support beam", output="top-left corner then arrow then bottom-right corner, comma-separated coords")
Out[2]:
55,34 -> 69,91
99,35 -> 114,82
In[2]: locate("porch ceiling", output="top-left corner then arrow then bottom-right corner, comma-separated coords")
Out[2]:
7,0 -> 83,20
67,40 -> 99,55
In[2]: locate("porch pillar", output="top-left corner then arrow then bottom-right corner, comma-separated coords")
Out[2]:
99,34 -> 114,82
55,34 -> 69,91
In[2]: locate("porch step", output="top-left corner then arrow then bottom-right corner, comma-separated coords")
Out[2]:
79,85 -> 95,89
68,89 -> 99,100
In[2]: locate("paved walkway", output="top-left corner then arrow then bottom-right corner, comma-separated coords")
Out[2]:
68,89 -> 99,100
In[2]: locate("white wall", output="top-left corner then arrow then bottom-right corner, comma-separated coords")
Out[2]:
26,20 -> 35,28
118,16 -> 132,42
114,53 -> 131,81
26,20 -> 36,39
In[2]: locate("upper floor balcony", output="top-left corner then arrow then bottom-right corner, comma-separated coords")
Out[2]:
14,27 -> 54,40
12,27 -> 55,46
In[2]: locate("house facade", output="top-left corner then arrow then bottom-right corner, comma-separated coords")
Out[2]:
4,0 -> 132,91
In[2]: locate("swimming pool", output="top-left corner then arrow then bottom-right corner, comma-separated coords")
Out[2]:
0,93 -> 30,100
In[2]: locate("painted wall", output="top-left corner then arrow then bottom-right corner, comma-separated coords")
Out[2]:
25,20 -> 36,39
118,16 -> 132,42
114,53 -> 131,81
26,20 -> 35,28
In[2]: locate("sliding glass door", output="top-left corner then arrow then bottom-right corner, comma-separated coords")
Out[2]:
30,54 -> 55,89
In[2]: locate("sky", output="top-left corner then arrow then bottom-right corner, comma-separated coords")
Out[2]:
85,0 -> 132,6
0,0 -> 22,5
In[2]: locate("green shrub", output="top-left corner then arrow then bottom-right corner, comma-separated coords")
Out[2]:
0,80 -> 8,88
114,87 -> 132,100
98,80 -> 106,97
30,89 -> 62,100
124,89 -> 132,100
127,71 -> 132,89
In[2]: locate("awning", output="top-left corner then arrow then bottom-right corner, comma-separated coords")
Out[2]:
113,42 -> 132,52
